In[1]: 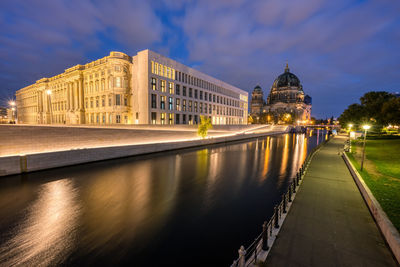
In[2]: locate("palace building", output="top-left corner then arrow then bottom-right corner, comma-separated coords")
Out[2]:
250,63 -> 312,123
16,50 -> 248,125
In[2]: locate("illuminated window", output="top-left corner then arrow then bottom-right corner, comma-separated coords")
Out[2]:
115,65 -> 121,72
164,66 -> 167,77
109,114 -> 112,123
158,64 -> 162,76
151,112 -> 157,124
176,98 -> 180,111
189,100 -> 192,112
96,114 -> 100,123
183,99 -> 186,111
169,82 -> 174,94
151,78 -> 157,90
168,97 -> 173,110
205,103 -> 208,114
194,101 -> 198,112
172,69 -> 176,80
160,96 -> 165,110
155,63 -> 159,75
161,80 -> 166,92
168,113 -> 173,124
161,113 -> 166,125
116,115 -> 121,123
102,115 -> 106,123
151,61 -> 155,74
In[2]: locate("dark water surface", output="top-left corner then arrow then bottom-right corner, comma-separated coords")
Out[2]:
0,130 -> 328,266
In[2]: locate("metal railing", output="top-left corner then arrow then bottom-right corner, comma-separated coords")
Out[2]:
231,137 -> 331,267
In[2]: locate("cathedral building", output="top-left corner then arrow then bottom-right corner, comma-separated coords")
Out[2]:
15,50 -> 248,125
250,63 -> 312,124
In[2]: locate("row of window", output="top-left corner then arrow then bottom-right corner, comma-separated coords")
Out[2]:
151,60 -> 239,99
84,94 -> 128,109
151,112 -> 199,125
86,113 -> 128,124
150,94 -> 243,117
151,78 -> 240,107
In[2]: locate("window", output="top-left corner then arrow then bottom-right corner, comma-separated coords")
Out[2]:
155,63 -> 159,75
194,101 -> 198,112
96,98 -> 99,107
90,99 -> 93,108
213,95 -> 215,102
102,98 -> 105,107
176,98 -> 180,111
151,61 -> 154,74
115,77 -> 121,87
116,115 -> 121,123
200,103 -> 203,113
183,86 -> 187,96
205,92 -> 207,100
102,115 -> 106,123
108,97 -> 112,106
124,97 -> 128,106
189,88 -> 192,98
109,114 -> 112,123
176,84 -> 180,95
85,100 -> 88,108
125,116 -> 128,123
183,99 -> 186,111
115,65 -> 121,72
189,100 -> 192,112
205,103 -> 207,114
209,105 -> 212,113
151,94 -> 157,108
151,78 -> 157,90
194,89 -> 198,99
200,91 -> 203,100
168,113 -> 173,124
96,114 -> 100,123
161,113 -> 166,125
95,81 -> 99,91
194,115 -> 198,124
209,93 -> 212,101
158,64 -> 162,76
176,114 -> 180,124
189,115 -> 192,125
116,94 -> 121,106
183,114 -> 186,124
168,97 -> 173,110
151,112 -> 157,124
160,96 -> 165,110
169,82 -> 174,94
161,80 -> 166,92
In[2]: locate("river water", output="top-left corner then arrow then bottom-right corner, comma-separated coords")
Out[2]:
0,130 -> 327,266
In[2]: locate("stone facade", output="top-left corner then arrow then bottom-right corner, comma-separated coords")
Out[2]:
16,50 -> 248,125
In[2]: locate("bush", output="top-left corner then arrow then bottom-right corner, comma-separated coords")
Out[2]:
198,115 -> 212,139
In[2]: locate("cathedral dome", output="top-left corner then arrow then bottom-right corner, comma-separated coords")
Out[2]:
253,85 -> 262,92
272,63 -> 301,89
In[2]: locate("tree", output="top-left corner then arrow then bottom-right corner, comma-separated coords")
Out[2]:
198,115 -> 212,139
382,97 -> 400,125
248,115 -> 254,124
338,103 -> 368,128
360,91 -> 395,125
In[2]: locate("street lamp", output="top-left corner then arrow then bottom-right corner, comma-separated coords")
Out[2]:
360,125 -> 371,171
9,101 -> 16,123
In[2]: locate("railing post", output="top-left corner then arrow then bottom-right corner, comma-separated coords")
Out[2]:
288,185 -> 292,202
274,205 -> 279,228
262,221 -> 269,251
254,238 -> 258,264
238,246 -> 246,267
282,194 -> 287,213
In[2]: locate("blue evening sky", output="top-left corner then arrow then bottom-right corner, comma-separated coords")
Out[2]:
0,0 -> 399,118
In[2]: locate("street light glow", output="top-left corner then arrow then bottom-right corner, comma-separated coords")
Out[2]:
9,101 -> 15,106
348,123 -> 353,128
363,125 -> 371,130
46,90 -> 52,95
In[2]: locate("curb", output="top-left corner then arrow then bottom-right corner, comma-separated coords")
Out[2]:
342,153 -> 400,264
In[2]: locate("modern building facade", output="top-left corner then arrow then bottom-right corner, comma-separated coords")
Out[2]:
16,50 -> 248,125
250,63 -> 312,123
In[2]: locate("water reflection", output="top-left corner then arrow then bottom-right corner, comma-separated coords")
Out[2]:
0,133 -> 323,266
0,179 -> 80,266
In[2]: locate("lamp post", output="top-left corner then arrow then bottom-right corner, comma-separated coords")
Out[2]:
9,101 -> 16,123
46,90 -> 52,124
360,125 -> 371,171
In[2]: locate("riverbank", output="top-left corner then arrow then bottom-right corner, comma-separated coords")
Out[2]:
0,124 -> 288,176
264,136 -> 397,266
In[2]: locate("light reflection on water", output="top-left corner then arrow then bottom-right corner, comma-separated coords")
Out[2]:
0,132 -> 324,266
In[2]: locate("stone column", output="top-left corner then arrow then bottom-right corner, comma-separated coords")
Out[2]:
79,78 -> 84,110
74,80 -> 79,111
66,83 -> 70,111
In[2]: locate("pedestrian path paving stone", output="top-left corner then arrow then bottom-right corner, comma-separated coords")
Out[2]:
265,136 -> 398,267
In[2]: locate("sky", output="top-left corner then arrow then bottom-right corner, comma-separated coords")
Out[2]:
0,0 -> 399,118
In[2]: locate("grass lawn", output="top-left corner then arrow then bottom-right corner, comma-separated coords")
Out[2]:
347,138 -> 400,232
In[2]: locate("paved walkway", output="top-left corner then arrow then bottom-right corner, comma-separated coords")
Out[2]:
265,136 -> 398,267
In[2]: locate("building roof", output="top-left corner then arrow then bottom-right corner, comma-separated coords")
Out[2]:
272,63 -> 301,89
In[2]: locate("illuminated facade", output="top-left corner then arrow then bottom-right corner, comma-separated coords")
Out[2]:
16,50 -> 248,125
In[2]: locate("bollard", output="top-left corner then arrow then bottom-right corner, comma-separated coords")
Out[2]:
282,194 -> 287,213
296,173 -> 300,185
293,181 -> 296,193
238,246 -> 246,267
262,221 -> 269,251
274,205 -> 279,228
288,185 -> 292,202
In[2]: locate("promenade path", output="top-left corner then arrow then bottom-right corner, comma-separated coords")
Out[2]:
265,136 -> 398,267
